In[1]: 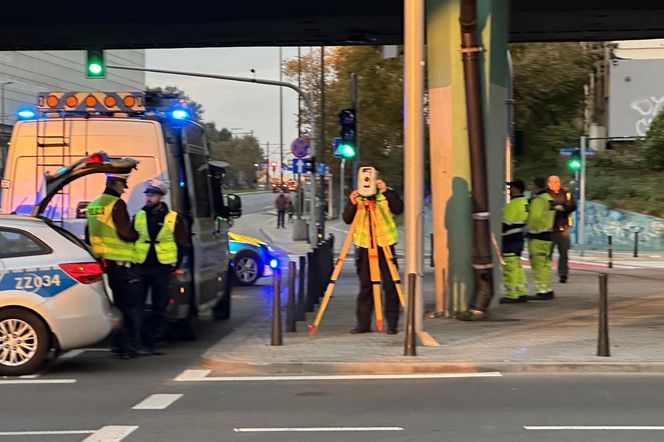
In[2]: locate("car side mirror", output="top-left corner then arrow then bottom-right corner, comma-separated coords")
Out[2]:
226,194 -> 242,219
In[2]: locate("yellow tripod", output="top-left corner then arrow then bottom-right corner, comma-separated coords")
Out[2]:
308,197 -> 405,337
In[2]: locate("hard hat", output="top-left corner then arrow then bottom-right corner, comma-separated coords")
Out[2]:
143,181 -> 168,196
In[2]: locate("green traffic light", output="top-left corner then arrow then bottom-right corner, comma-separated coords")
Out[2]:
340,143 -> 356,159
88,63 -> 103,75
86,49 -> 105,78
568,158 -> 582,171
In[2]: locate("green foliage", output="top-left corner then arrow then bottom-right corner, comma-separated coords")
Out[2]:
643,112 -> 664,170
206,123 -> 264,189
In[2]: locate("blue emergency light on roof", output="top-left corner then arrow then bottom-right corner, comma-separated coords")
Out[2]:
170,108 -> 190,120
17,109 -> 36,119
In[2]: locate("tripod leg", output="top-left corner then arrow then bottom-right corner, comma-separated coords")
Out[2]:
367,206 -> 384,331
371,206 -> 405,307
308,208 -> 360,336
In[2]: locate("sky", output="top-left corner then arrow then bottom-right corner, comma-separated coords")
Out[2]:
146,47 -> 307,161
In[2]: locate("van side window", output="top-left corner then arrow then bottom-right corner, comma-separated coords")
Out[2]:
0,228 -> 51,259
189,153 -> 211,218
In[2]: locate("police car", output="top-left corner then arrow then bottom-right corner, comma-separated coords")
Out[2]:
0,153 -> 136,375
229,232 -> 279,285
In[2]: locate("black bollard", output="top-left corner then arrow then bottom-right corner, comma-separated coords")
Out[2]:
296,255 -> 306,321
271,269 -> 283,346
633,231 -> 639,258
597,273 -> 610,357
430,233 -> 434,267
305,251 -> 316,312
286,261 -> 297,332
404,273 -> 417,356
607,235 -> 613,269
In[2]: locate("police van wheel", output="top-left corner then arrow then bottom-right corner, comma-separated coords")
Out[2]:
0,308 -> 50,376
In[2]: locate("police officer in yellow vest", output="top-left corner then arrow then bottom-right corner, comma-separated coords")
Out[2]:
342,176 -> 403,335
527,177 -> 556,300
133,182 -> 188,354
86,173 -> 141,359
500,179 -> 529,304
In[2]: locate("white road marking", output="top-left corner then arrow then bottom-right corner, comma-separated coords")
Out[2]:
132,394 -> 183,410
175,369 -> 502,382
525,426 -> 664,431
234,427 -> 404,432
60,349 -> 86,359
18,374 -> 39,379
82,426 -> 139,441
0,379 -> 76,385
0,430 -> 94,436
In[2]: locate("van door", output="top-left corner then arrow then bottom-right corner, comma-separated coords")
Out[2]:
180,122 -> 228,309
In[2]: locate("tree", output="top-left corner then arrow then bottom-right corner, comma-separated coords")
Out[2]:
206,123 -> 265,189
643,111 -> 664,170
284,47 -> 405,190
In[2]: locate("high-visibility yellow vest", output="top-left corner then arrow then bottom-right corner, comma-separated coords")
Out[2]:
527,192 -> 554,235
86,194 -> 136,262
502,196 -> 528,237
133,210 -> 178,265
353,193 -> 399,248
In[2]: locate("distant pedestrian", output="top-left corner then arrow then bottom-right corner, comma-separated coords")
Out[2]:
527,177 -> 555,301
275,192 -> 289,228
547,175 -> 577,283
500,179 -> 529,304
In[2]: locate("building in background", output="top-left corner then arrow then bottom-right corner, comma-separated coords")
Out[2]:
0,50 -> 145,168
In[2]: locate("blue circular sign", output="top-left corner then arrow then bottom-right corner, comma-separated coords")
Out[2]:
291,137 -> 310,158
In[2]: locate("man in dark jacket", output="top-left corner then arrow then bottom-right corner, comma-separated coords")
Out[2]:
132,182 -> 189,354
343,175 -> 403,335
547,175 -> 577,283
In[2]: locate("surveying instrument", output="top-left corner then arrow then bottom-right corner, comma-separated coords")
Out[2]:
308,167 -> 405,336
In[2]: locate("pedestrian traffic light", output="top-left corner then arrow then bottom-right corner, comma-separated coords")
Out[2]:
568,149 -> 582,171
270,161 -> 277,172
85,49 -> 106,79
338,108 -> 357,160
305,156 -> 316,173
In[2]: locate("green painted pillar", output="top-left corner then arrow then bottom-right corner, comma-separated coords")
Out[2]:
427,0 -> 509,315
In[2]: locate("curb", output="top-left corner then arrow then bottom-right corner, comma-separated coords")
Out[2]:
199,358 -> 664,375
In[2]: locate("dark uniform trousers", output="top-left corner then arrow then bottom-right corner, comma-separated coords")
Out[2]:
355,246 -> 400,331
107,262 -> 143,353
135,265 -> 172,350
552,228 -> 571,278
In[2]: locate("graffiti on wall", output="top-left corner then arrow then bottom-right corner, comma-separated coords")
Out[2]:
630,96 -> 664,136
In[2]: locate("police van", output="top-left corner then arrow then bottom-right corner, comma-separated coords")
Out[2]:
1,91 -> 242,339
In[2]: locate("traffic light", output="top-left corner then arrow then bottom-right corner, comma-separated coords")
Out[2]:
305,156 -> 316,173
86,49 -> 106,78
568,149 -> 582,171
270,161 -> 277,172
338,108 -> 357,160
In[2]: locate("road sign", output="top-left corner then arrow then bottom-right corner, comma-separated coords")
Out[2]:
559,147 -> 597,158
291,137 -> 310,158
332,137 -> 342,158
292,158 -> 306,174
317,162 -> 327,176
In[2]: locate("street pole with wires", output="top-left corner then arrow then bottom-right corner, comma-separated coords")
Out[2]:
279,47 -> 284,188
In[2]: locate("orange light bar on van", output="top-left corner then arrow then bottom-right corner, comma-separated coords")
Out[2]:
46,95 -> 59,108
65,96 -> 78,108
104,95 -> 117,107
85,95 -> 97,107
123,96 -> 135,107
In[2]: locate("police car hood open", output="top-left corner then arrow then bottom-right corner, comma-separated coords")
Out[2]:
32,152 -> 138,217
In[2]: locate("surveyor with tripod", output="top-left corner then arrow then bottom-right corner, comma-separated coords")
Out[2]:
343,168 -> 403,335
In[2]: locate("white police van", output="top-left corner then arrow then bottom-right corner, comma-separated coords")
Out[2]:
0,155 -> 138,375
1,92 -> 242,339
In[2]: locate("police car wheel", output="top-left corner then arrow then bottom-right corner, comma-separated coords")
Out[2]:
0,308 -> 50,376
234,250 -> 262,286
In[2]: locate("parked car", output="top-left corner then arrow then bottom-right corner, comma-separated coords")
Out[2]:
228,232 -> 279,285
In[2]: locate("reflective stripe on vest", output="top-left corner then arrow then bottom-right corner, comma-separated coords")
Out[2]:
86,194 -> 135,262
353,193 -> 399,248
134,210 -> 178,265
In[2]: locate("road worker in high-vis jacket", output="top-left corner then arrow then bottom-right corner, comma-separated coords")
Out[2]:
132,182 -> 188,355
500,179 -> 529,304
86,173 -> 140,359
527,177 -> 556,301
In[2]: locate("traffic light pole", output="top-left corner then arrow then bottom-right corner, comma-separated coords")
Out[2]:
579,135 -> 587,257
107,64 -> 319,246
350,73 -> 359,189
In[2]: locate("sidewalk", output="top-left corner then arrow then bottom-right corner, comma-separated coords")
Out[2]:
203,223 -> 664,374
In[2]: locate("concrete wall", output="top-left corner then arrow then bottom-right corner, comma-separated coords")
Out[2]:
0,50 -> 145,126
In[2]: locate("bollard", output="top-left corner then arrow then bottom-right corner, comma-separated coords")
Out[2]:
271,269 -> 283,346
296,255 -> 306,321
597,272 -> 610,357
607,235 -> 613,269
633,231 -> 639,258
286,261 -> 297,332
305,251 -> 316,312
404,273 -> 417,356
430,233 -> 434,268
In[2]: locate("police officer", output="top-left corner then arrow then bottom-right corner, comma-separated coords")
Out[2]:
86,174 -> 141,359
343,175 -> 403,335
547,175 -> 577,283
527,177 -> 555,300
500,179 -> 529,304
133,182 -> 188,355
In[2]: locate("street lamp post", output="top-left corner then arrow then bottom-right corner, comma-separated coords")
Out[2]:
107,64 -> 319,246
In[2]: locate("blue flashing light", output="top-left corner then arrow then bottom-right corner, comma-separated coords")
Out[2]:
170,108 -> 190,120
269,258 -> 279,269
179,181 -> 185,187
17,109 -> 36,119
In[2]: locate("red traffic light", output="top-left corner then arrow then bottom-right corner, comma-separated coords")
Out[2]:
270,161 -> 277,171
